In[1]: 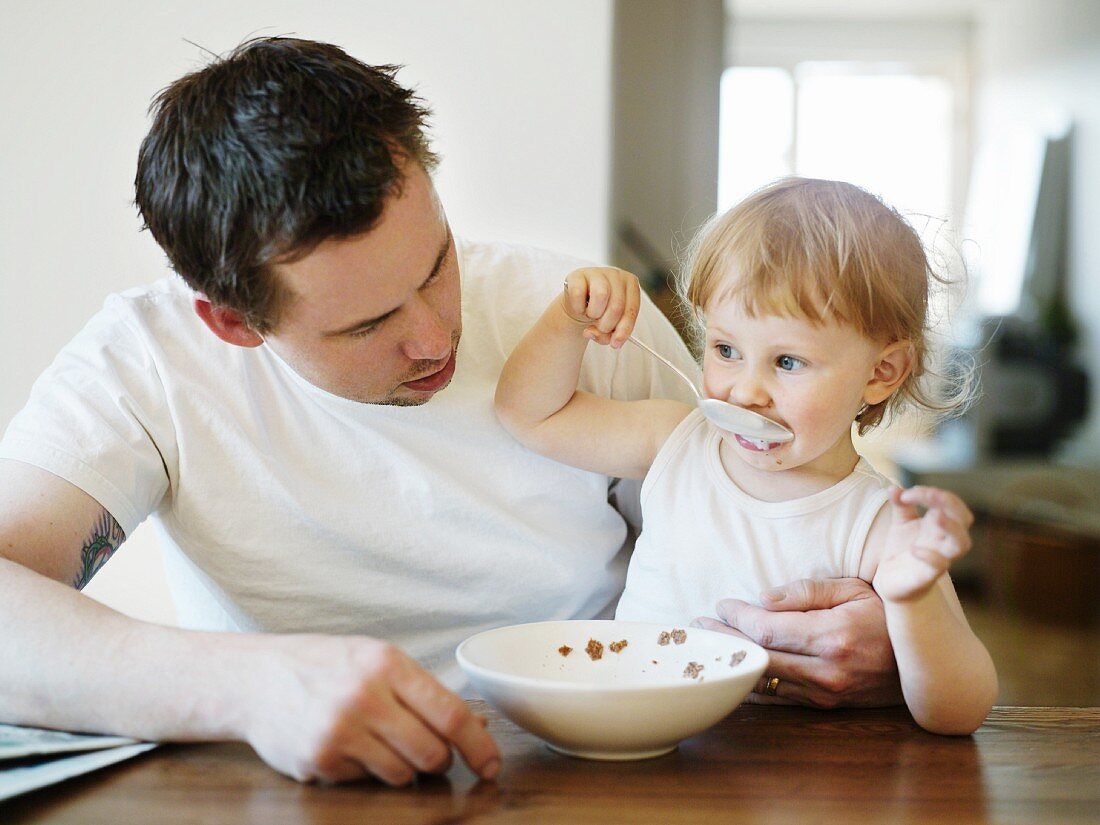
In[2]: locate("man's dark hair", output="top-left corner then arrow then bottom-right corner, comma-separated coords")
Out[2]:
135,37 -> 437,332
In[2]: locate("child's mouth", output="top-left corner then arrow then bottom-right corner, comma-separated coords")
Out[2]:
734,433 -> 786,452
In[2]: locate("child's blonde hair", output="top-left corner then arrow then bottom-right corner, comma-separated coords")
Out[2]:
680,177 -> 965,434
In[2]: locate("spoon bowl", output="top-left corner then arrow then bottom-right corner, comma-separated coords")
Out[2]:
627,336 -> 793,443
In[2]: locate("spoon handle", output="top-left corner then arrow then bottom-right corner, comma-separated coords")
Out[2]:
626,336 -> 701,400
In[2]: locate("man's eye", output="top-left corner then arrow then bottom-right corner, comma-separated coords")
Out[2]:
777,355 -> 806,371
348,325 -> 377,338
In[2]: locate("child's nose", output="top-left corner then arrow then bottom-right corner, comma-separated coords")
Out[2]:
727,371 -> 771,409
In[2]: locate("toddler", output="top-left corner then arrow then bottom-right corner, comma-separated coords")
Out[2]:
495,178 -> 997,734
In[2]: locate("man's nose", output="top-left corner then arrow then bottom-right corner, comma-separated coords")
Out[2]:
400,295 -> 451,361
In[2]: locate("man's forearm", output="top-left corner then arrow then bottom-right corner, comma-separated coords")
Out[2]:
0,557 -> 253,741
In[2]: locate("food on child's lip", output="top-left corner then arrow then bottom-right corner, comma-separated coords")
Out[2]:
609,639 -> 628,653
585,638 -> 604,660
729,651 -> 746,667
683,662 -> 704,679
558,645 -> 573,657
736,433 -> 783,451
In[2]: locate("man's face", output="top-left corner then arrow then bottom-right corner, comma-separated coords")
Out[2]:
262,166 -> 462,405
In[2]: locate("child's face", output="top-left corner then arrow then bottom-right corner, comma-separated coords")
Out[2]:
701,296 -> 886,474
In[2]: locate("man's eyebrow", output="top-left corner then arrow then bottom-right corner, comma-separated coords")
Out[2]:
325,229 -> 452,337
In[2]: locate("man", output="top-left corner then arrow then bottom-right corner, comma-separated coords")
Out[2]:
0,38 -> 900,787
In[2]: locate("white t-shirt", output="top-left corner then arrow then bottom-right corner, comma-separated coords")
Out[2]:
0,239 -> 697,690
615,409 -> 893,624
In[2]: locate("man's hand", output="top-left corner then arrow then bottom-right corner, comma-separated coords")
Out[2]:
241,634 -> 500,786
561,266 -> 642,349
692,578 -> 903,708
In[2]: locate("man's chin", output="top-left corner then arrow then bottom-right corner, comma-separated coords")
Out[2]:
382,393 -> 434,408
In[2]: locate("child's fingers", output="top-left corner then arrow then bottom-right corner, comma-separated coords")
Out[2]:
909,544 -> 953,574
911,510 -> 971,572
924,509 -> 972,560
562,272 -> 591,321
593,269 -> 636,335
888,485 -> 922,524
583,270 -> 612,321
899,486 -> 974,528
594,278 -> 626,334
609,277 -> 641,347
583,327 -> 613,346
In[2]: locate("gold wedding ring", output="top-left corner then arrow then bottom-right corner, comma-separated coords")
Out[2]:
764,676 -> 780,696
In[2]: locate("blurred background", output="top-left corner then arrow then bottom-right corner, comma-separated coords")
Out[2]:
2,0 -> 1097,705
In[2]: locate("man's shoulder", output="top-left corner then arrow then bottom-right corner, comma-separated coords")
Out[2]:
457,238 -> 595,290
97,276 -> 197,328
69,276 -> 216,367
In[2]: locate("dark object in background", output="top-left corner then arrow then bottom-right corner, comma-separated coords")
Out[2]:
956,316 -> 1089,457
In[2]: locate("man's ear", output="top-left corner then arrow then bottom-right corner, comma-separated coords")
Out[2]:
192,298 -> 264,348
864,341 -> 914,406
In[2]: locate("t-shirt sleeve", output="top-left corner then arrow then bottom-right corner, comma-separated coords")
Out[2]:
0,298 -> 175,536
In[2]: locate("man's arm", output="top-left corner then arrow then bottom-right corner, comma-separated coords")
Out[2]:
692,578 -> 904,708
0,459 -> 500,785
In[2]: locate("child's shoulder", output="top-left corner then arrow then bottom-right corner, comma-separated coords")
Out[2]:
850,456 -> 896,493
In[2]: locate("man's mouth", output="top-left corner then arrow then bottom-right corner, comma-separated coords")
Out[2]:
402,350 -> 457,392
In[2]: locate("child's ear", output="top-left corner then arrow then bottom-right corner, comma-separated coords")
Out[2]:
864,341 -> 914,406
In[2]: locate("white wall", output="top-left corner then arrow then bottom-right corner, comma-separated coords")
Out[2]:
972,0 -> 1100,460
0,0 -> 613,622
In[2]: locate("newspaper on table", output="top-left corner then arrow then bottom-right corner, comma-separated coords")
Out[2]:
0,724 -> 156,802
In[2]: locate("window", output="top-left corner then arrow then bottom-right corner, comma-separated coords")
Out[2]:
719,61 -> 957,236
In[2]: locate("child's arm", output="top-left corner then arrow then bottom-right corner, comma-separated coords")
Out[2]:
494,267 -> 691,480
860,486 -> 997,735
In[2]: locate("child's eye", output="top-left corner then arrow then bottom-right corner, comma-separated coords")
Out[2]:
715,343 -> 738,360
348,325 -> 378,338
776,354 -> 806,371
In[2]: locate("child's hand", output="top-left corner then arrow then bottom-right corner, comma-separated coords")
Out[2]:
561,267 -> 642,349
873,486 -> 974,603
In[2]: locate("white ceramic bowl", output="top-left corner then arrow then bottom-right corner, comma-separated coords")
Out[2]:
456,619 -> 768,760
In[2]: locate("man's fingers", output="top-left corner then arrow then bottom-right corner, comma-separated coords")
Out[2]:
689,615 -> 754,642
743,691 -> 801,706
747,650 -> 850,709
309,752 -> 368,784
363,690 -> 455,776
348,731 -> 424,787
757,577 -> 875,613
393,666 -> 501,780
715,598 -> 832,655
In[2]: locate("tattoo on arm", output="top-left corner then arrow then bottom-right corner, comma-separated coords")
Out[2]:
73,510 -> 126,589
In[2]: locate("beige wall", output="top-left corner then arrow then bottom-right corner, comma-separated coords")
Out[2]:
610,0 -> 723,290
0,0 -> 614,622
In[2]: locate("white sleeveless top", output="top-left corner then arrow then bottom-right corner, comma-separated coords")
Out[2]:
616,409 -> 893,624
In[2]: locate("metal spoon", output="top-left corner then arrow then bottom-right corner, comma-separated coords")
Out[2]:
627,336 -> 794,443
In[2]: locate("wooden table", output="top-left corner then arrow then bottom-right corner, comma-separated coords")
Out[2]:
6,703 -> 1098,823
